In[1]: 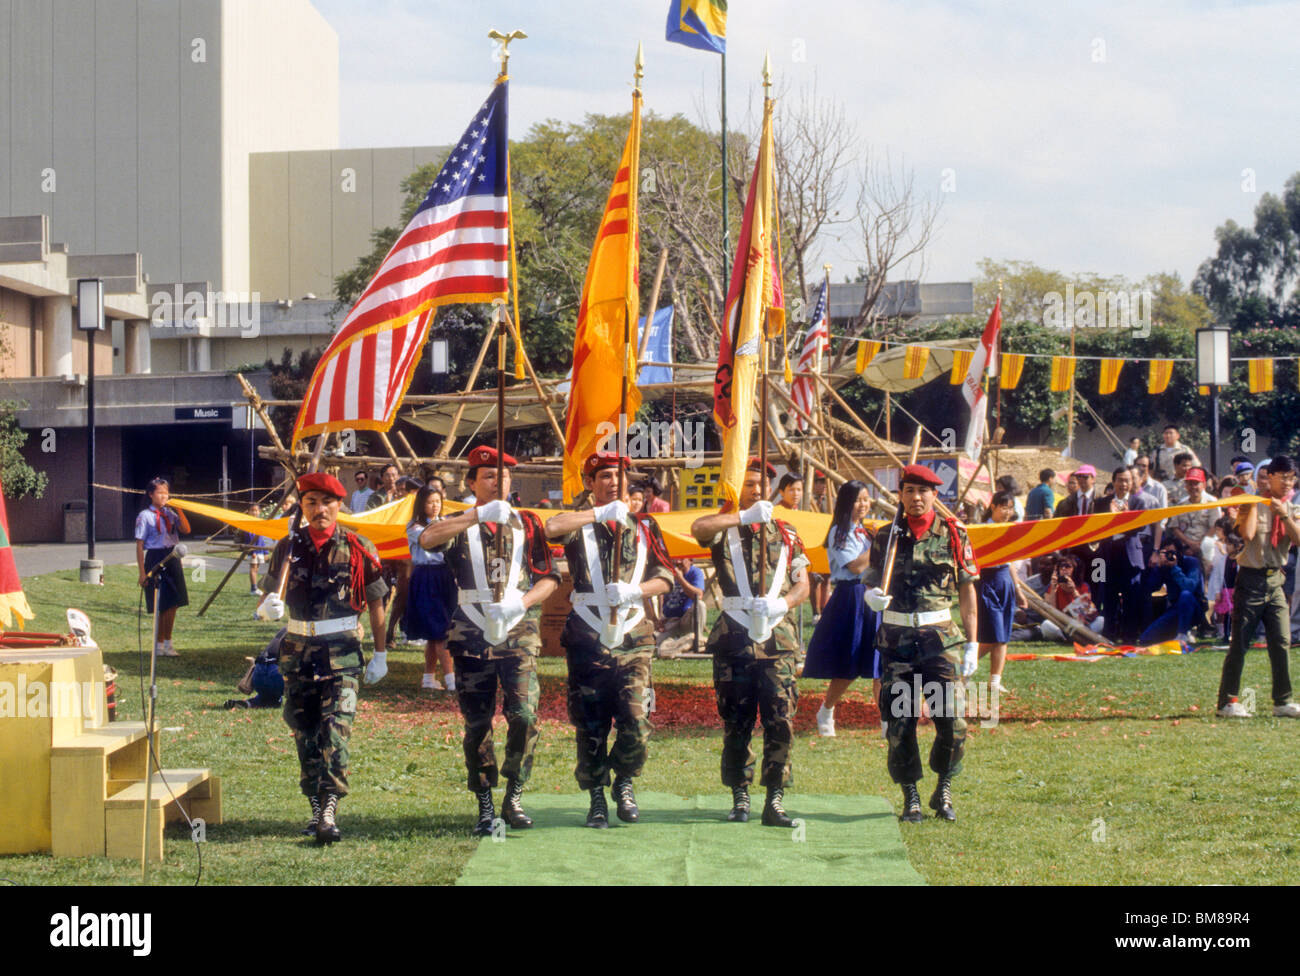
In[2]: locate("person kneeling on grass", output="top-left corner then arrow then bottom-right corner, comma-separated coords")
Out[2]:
1136,539 -> 1205,648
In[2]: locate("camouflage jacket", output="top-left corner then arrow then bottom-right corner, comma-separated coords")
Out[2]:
703,520 -> 809,659
267,527 -> 388,671
865,513 -> 978,655
556,508 -> 674,654
437,510 -> 559,659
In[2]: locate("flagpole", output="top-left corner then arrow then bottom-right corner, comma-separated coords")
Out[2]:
757,55 -> 772,593
995,278 -> 1003,434
489,29 -> 524,600
611,45 -> 643,625
720,49 -> 729,290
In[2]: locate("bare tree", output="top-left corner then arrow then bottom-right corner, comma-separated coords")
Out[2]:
828,150 -> 943,370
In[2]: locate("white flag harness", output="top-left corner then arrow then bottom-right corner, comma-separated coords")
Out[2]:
458,520 -> 526,646
569,521 -> 649,649
720,525 -> 790,645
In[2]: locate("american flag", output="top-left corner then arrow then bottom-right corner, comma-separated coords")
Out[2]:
293,81 -> 511,445
789,279 -> 830,430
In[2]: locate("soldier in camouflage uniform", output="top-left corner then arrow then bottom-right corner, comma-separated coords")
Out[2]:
256,472 -> 389,844
863,464 -> 979,823
419,445 -> 559,835
544,451 -> 674,828
690,457 -> 810,827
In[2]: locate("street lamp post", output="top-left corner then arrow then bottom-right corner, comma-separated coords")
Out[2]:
1196,326 -> 1231,476
76,278 -> 104,584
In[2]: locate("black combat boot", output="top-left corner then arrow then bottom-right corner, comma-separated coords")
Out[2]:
585,787 -> 609,829
501,778 -> 533,829
899,782 -> 924,823
762,786 -> 794,828
613,775 -> 639,823
727,784 -> 750,822
471,788 -> 496,837
301,794 -> 321,836
316,793 -> 341,844
930,775 -> 956,822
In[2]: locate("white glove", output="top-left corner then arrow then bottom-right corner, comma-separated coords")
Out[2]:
485,589 -> 528,638
255,593 -> 285,621
753,595 -> 789,621
476,499 -> 514,524
739,500 -> 774,526
961,641 -> 979,678
592,499 -> 632,527
606,581 -> 643,607
863,587 -> 892,612
364,651 -> 388,685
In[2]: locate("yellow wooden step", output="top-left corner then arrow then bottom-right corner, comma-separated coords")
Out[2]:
52,721 -> 154,755
104,769 -> 222,862
105,769 -> 211,808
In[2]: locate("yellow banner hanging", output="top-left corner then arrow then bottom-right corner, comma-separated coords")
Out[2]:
1248,358 -> 1274,393
950,349 -> 973,384
1147,360 -> 1173,394
903,345 -> 930,380
1049,356 -> 1076,392
1098,358 -> 1123,395
855,339 -> 881,374
1198,385 -> 1210,396
999,353 -> 1025,390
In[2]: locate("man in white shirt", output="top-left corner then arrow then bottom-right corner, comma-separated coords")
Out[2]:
349,471 -> 374,513
1152,426 -> 1200,484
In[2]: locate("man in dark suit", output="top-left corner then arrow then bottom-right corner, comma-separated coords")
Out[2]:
1053,464 -> 1102,603
1099,465 -> 1157,642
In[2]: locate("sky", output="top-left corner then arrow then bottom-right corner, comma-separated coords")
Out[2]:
311,0 -> 1300,289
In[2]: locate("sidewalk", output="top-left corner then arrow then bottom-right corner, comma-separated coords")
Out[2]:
13,542 -> 239,577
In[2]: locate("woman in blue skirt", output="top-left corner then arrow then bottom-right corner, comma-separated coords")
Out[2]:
405,486 -> 457,691
803,480 -> 880,737
974,489 -> 1026,695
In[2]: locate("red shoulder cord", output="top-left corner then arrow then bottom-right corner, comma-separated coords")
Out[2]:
343,530 -> 381,612
521,512 -> 554,576
943,516 -> 979,575
634,513 -> 675,569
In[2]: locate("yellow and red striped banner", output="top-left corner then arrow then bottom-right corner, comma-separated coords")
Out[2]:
950,349 -> 973,384
1248,358 -> 1274,393
855,339 -> 882,374
1000,353 -> 1025,390
1098,358 -> 1123,395
903,345 -> 930,379
1148,360 -> 1173,394
1050,356 -> 1075,392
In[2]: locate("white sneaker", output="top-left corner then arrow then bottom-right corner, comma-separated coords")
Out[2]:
1217,700 -> 1251,718
816,704 -> 836,737
443,673 -> 456,692
1273,702 -> 1300,718
420,674 -> 443,691
156,643 -> 178,658
880,719 -> 889,740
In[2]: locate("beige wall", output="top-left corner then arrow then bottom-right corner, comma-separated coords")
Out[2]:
0,288 -> 37,377
249,146 -> 446,301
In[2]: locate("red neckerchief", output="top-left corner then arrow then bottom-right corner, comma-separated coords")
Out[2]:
906,511 -> 935,539
307,522 -> 337,549
150,505 -> 172,533
1271,489 -> 1295,547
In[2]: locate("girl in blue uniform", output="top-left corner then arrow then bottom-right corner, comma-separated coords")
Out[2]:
134,477 -> 191,657
803,480 -> 880,736
405,486 -> 457,691
975,490 -> 1026,694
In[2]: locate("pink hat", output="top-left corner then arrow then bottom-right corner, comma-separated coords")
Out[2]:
1075,464 -> 1097,477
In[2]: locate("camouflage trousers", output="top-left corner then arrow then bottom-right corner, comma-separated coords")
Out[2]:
279,640 -> 361,798
455,653 -> 539,792
564,642 -> 652,789
878,643 -> 966,784
713,649 -> 798,788
1219,566 -> 1295,708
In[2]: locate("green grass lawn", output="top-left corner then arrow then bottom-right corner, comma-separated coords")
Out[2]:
4,558 -> 1299,885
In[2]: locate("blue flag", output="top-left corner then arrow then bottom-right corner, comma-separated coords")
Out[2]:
665,0 -> 727,55
638,306 -> 674,384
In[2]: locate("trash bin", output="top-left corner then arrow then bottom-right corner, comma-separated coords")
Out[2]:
62,500 -> 87,543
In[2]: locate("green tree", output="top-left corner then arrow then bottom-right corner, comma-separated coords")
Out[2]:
0,401 -> 48,499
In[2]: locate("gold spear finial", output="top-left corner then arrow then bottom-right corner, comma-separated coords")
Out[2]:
634,41 -> 644,89
488,29 -> 527,76
763,50 -> 772,90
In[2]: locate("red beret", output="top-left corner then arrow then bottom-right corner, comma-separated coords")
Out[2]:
297,472 -> 346,499
900,463 -> 942,488
466,445 -> 517,468
746,456 -> 777,477
583,451 -> 630,477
